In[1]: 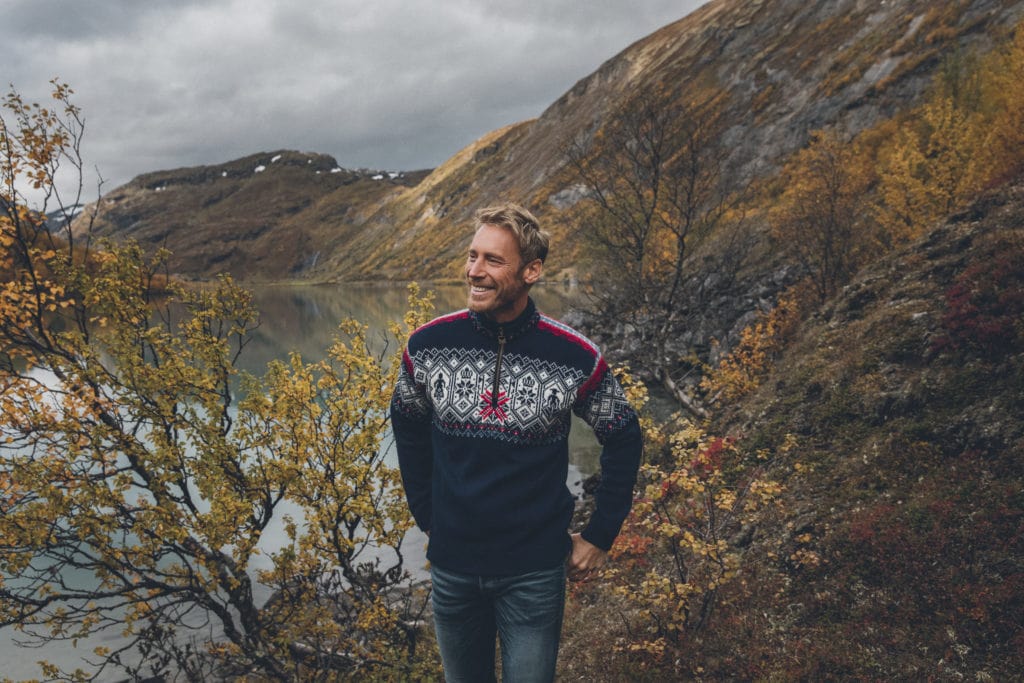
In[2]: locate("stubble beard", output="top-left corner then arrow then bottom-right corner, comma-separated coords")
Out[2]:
466,279 -> 526,320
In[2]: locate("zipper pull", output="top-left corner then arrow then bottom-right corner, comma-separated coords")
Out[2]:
492,327 -> 506,408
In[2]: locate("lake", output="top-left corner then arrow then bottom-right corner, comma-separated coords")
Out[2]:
1,281 -> 601,680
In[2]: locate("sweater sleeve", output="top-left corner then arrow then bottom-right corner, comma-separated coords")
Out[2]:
389,347 -> 434,533
574,358 -> 643,551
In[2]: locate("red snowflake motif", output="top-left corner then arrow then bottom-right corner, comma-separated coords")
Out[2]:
479,389 -> 509,422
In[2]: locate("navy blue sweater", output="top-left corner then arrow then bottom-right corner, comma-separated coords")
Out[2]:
390,298 -> 642,576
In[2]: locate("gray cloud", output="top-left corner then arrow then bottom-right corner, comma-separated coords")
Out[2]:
5,0 -> 709,205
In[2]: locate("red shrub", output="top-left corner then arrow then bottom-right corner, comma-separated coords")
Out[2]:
933,244 -> 1024,357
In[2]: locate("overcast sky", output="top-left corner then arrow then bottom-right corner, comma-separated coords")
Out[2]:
5,0 -> 710,206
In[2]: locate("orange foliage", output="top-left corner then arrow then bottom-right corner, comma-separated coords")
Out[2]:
771,19 -> 1024,307
771,130 -> 877,302
600,419 -> 791,673
701,283 -> 807,405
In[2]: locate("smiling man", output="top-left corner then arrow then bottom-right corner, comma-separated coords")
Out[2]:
390,203 -> 643,682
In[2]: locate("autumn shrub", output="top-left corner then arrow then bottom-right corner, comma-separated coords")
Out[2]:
700,282 -> 807,405
770,20 -> 1024,290
874,22 -> 1024,243
2,81 -> 444,682
600,418 -> 791,672
875,92 -> 987,243
932,239 -> 1024,358
980,21 -> 1024,184
771,130 -> 878,302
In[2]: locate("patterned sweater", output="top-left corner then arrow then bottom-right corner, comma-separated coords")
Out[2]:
390,298 -> 642,576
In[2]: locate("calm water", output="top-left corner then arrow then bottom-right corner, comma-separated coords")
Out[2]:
2,282 -> 600,680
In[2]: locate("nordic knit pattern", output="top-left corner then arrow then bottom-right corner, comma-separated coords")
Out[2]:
390,298 -> 643,576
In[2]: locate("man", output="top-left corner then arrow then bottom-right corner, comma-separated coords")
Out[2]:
390,203 -> 643,682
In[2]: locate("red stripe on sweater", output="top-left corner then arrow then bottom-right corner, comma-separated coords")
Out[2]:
579,356 -> 609,400
538,317 -> 606,399
415,309 -> 471,333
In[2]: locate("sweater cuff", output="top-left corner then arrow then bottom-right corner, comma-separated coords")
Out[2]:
580,520 -> 618,552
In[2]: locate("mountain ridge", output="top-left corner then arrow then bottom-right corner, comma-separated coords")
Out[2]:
79,149 -> 430,280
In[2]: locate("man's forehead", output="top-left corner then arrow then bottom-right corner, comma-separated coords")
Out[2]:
471,223 -> 517,247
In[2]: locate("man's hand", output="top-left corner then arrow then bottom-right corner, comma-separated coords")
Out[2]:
568,532 -> 607,580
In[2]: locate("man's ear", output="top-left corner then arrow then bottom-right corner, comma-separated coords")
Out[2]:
523,259 -> 544,285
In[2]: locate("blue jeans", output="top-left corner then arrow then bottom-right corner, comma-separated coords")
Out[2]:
430,563 -> 566,683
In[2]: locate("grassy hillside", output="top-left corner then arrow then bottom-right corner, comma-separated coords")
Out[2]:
560,179 -> 1024,680
716,184 -> 1022,679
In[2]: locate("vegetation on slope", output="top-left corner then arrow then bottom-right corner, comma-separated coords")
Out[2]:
563,178 -> 1023,681
557,21 -> 1024,680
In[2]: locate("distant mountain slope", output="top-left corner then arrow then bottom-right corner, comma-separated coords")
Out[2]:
79,150 -> 429,281
80,0 -> 1024,284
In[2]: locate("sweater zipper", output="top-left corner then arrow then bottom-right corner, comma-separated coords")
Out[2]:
492,326 -> 506,408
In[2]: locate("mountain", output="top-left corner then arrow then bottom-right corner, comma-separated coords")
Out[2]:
79,150 -> 429,281
348,0 -> 1024,280
81,0 -> 1024,285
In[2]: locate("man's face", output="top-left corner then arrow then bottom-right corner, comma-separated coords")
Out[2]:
466,223 -> 542,322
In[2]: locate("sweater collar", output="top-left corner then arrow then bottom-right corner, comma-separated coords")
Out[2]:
469,297 -> 539,341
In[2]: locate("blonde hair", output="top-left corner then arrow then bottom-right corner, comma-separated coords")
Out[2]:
474,203 -> 549,264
